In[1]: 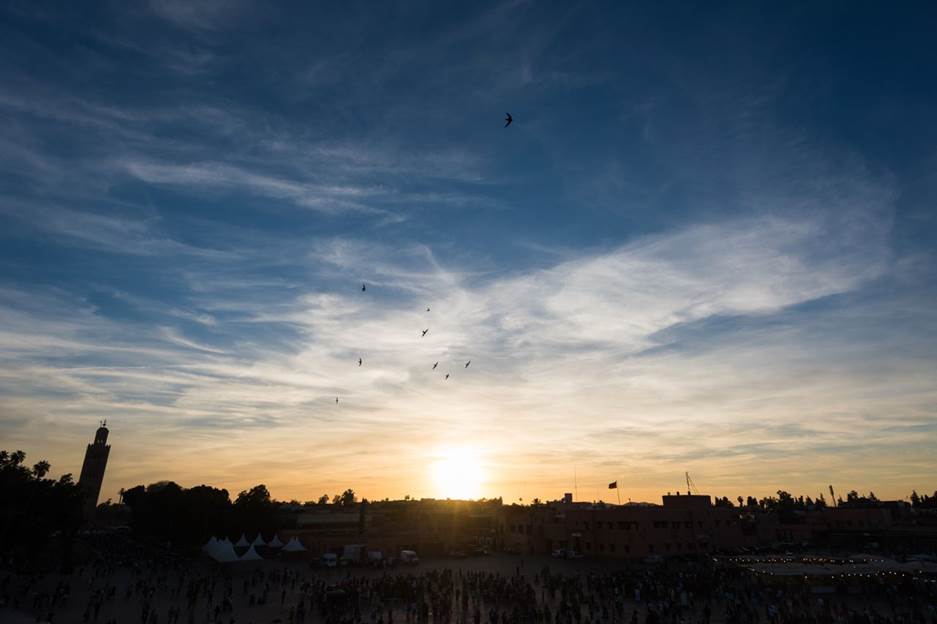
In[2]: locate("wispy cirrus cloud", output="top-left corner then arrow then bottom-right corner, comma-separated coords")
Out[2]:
4,186 -> 928,503
121,159 -> 392,216
3,1 -> 936,506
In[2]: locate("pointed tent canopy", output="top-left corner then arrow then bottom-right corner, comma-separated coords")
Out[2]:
240,545 -> 263,561
268,533 -> 284,548
283,537 -> 307,552
251,533 -> 266,547
203,536 -> 219,551
235,534 -> 250,547
209,540 -> 240,563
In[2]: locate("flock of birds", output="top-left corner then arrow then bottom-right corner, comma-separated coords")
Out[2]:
335,115 -> 512,405
335,282 -> 473,404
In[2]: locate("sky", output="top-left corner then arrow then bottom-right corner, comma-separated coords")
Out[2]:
1,1 -> 936,506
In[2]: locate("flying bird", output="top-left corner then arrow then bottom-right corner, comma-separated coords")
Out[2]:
504,113 -> 513,127
426,307 -> 431,312
421,329 -> 429,337
361,283 -> 366,292
336,397 -> 339,404
358,358 -> 362,367
445,373 -> 450,380
465,360 -> 471,368
432,361 -> 438,370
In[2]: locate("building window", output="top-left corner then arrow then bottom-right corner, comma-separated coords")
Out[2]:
610,543 -> 616,552
624,545 -> 630,553
653,521 -> 667,529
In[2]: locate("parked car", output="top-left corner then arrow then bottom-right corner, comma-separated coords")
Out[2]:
321,553 -> 338,568
400,549 -> 419,565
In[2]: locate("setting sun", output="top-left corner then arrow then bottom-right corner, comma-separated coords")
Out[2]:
430,447 -> 486,500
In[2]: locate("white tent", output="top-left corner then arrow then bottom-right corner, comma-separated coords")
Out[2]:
240,545 -> 263,561
209,540 -> 240,563
235,534 -> 249,547
202,536 -> 219,552
268,533 -> 284,548
283,537 -> 307,552
251,533 -> 266,547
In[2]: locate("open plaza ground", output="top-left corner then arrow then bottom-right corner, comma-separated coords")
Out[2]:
2,549 -> 936,624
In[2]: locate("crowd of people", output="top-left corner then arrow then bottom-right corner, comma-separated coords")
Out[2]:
1,536 -> 936,624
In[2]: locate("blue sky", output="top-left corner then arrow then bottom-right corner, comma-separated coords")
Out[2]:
1,1 -> 936,503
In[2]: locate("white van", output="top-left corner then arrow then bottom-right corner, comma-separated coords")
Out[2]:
399,549 -> 419,565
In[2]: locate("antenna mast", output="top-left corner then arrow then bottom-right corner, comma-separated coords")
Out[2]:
685,471 -> 698,495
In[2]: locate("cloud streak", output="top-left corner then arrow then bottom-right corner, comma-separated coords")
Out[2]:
5,192 -> 931,504
2,1 -> 936,507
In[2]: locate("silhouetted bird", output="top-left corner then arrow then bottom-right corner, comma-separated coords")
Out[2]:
465,360 -> 471,368
358,358 -> 362,367
504,113 -> 513,127
432,362 -> 438,370
361,283 -> 366,292
426,307 -> 431,312
336,397 -> 339,404
445,373 -> 450,380
422,329 -> 429,337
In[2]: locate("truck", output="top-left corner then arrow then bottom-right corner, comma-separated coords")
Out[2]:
341,544 -> 365,565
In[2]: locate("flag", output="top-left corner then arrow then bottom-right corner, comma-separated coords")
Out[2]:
608,481 -> 617,489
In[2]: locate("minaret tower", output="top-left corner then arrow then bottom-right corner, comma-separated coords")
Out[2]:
78,421 -> 111,519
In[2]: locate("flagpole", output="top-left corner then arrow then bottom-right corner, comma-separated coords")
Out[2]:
616,484 -> 621,506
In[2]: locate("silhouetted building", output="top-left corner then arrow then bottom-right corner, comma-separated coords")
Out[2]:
500,492 -> 745,558
280,499 -> 501,558
78,421 -> 111,519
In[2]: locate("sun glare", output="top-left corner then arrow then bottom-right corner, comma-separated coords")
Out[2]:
430,447 -> 485,500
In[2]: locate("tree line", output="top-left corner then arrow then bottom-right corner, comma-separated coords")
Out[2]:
0,450 -> 84,568
711,489 -> 937,511
119,483 -> 364,550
